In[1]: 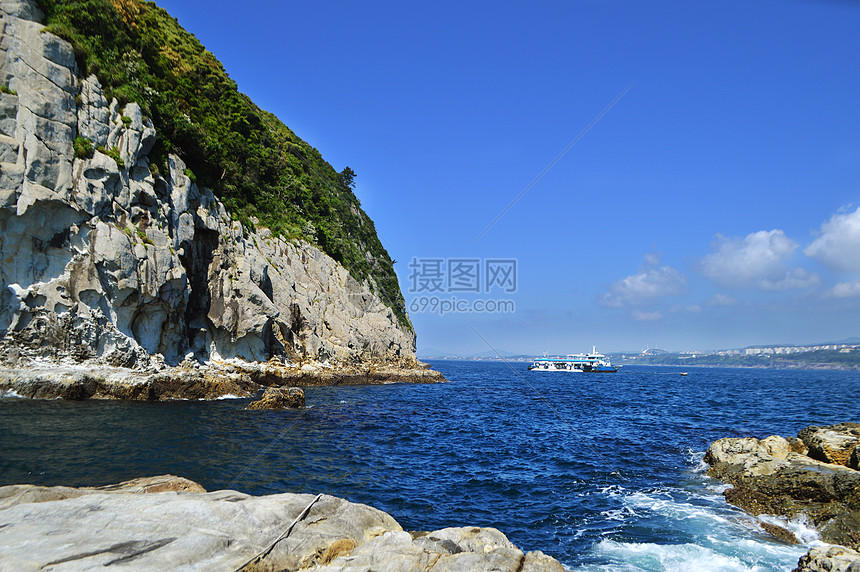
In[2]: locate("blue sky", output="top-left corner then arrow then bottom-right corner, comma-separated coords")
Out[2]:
156,0 -> 860,354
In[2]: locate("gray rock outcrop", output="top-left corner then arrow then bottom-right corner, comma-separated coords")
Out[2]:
705,424 -> 860,568
0,476 -> 566,571
799,423 -> 860,468
0,0 -> 440,396
247,386 -> 305,410
794,545 -> 860,572
0,361 -> 260,399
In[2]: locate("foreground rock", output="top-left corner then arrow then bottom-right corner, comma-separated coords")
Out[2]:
0,476 -> 565,571
247,386 -> 305,409
705,423 -> 860,569
793,545 -> 860,572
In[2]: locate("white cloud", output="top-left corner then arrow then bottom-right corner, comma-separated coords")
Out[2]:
600,254 -> 686,308
830,281 -> 860,298
805,206 -> 860,272
708,293 -> 738,306
698,229 -> 819,291
763,268 -> 821,291
643,252 -> 660,266
632,310 -> 662,321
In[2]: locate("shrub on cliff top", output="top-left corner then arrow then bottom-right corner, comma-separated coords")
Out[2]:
37,0 -> 411,333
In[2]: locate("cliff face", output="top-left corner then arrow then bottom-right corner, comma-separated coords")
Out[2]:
0,0 -> 418,371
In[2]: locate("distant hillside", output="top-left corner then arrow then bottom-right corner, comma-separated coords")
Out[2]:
614,349 -> 860,370
36,0 -> 410,331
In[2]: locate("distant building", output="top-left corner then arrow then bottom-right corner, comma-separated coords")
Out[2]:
640,348 -> 669,356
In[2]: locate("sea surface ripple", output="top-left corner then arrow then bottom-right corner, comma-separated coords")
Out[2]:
1,362 -> 858,570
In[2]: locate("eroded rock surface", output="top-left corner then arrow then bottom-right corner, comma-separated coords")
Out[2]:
799,423 -> 860,468
0,0 -> 440,398
793,545 -> 860,572
247,386 -> 305,410
705,423 -> 860,562
0,362 -> 259,399
0,476 -> 566,571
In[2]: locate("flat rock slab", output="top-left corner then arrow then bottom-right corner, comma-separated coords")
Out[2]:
0,364 -> 259,400
250,364 -> 448,387
0,476 -> 564,571
0,361 -> 447,401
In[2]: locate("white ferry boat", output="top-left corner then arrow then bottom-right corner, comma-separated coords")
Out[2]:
528,347 -> 618,373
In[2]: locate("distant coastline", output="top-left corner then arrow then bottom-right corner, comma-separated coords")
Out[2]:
613,349 -> 860,371
420,348 -> 860,371
420,337 -> 860,370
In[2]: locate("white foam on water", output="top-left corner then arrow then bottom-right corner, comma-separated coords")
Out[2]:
603,506 -> 640,521
686,448 -> 710,473
622,489 -> 732,527
577,539 -> 773,572
598,484 -> 629,497
215,393 -> 244,400
572,484 -> 809,571
756,514 -> 823,546
724,535 -> 810,561
0,388 -> 24,398
706,482 -> 732,494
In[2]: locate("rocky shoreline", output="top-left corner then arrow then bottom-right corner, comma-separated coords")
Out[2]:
0,0 -> 435,399
0,475 -> 564,571
0,359 -> 446,401
704,422 -> 860,571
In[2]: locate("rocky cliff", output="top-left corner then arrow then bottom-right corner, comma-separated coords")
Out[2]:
0,0 -> 437,396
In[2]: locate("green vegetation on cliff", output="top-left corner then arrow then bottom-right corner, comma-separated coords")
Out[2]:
37,0 -> 411,332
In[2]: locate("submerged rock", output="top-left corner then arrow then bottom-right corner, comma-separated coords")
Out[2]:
0,476 -> 566,571
247,386 -> 305,409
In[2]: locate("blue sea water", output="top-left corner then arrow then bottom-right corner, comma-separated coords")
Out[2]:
1,361 -> 858,570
